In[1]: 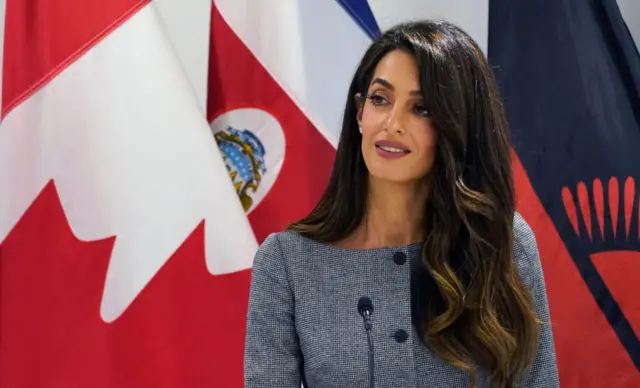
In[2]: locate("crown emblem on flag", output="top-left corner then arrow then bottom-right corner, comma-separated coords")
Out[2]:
215,126 -> 267,212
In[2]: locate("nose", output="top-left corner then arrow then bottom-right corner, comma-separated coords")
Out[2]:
384,105 -> 407,135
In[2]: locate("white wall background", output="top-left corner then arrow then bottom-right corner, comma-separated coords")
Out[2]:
370,0 -> 638,56
619,0 -> 640,46
369,0 -> 490,54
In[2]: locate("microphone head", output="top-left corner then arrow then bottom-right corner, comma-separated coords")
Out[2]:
357,296 -> 374,316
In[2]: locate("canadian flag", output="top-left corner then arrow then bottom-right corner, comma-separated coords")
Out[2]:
0,0 -> 261,385
0,0 -> 374,386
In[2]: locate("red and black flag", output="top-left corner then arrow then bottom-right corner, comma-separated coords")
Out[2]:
489,0 -> 640,386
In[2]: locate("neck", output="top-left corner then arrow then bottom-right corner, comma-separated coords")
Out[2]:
347,175 -> 428,249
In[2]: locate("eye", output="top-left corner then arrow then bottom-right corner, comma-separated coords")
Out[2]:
366,94 -> 388,106
414,103 -> 430,118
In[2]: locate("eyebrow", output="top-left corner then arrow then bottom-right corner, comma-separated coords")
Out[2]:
371,78 -> 422,96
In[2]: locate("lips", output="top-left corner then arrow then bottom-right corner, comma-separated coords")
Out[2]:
373,139 -> 411,160
374,140 -> 411,154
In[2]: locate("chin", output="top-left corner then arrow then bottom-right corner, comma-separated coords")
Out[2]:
364,157 -> 432,184
369,170 -> 422,184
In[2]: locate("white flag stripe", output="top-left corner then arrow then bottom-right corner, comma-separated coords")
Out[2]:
0,3 -> 257,322
618,0 -> 640,50
155,0 -> 212,114
214,0 -> 372,147
0,0 -> 6,119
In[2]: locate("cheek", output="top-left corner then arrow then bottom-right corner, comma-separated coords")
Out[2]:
359,105 -> 386,134
415,124 -> 438,153
412,124 -> 438,175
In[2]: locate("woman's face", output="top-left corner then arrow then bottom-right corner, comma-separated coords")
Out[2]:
357,49 -> 438,184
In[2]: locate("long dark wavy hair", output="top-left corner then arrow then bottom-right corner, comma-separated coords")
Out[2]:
287,20 -> 539,387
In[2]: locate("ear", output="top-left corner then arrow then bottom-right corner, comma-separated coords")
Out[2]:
354,93 -> 365,127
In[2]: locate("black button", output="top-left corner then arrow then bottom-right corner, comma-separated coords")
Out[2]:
393,329 -> 408,343
393,251 -> 406,265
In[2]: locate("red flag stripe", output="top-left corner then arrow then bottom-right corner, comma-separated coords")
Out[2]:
2,0 -> 149,117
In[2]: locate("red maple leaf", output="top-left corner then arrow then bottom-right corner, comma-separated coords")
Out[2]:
0,180 -> 251,387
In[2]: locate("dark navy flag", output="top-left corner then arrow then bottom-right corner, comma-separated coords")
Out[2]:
489,0 -> 640,386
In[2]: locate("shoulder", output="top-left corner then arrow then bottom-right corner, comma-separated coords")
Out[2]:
512,214 -> 560,385
256,230 -> 317,257
251,230 -> 335,300
253,230 -> 318,271
513,211 -> 538,261
249,231 -> 309,301
512,212 -> 543,289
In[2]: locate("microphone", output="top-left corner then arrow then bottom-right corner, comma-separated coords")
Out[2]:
357,296 -> 375,388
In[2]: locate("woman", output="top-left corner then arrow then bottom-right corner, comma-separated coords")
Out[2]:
244,20 -> 559,388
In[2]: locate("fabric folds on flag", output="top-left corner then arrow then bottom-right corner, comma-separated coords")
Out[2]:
489,0 -> 640,386
208,0 -> 373,243
0,0 -> 378,385
0,0 -> 257,386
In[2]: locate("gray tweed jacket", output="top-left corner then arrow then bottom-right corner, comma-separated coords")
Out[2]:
244,213 -> 560,387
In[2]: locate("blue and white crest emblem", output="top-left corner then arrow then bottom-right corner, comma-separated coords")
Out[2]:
215,126 -> 267,212
210,108 -> 286,214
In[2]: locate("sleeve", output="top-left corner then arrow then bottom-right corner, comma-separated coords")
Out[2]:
515,218 -> 561,388
244,233 -> 303,388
